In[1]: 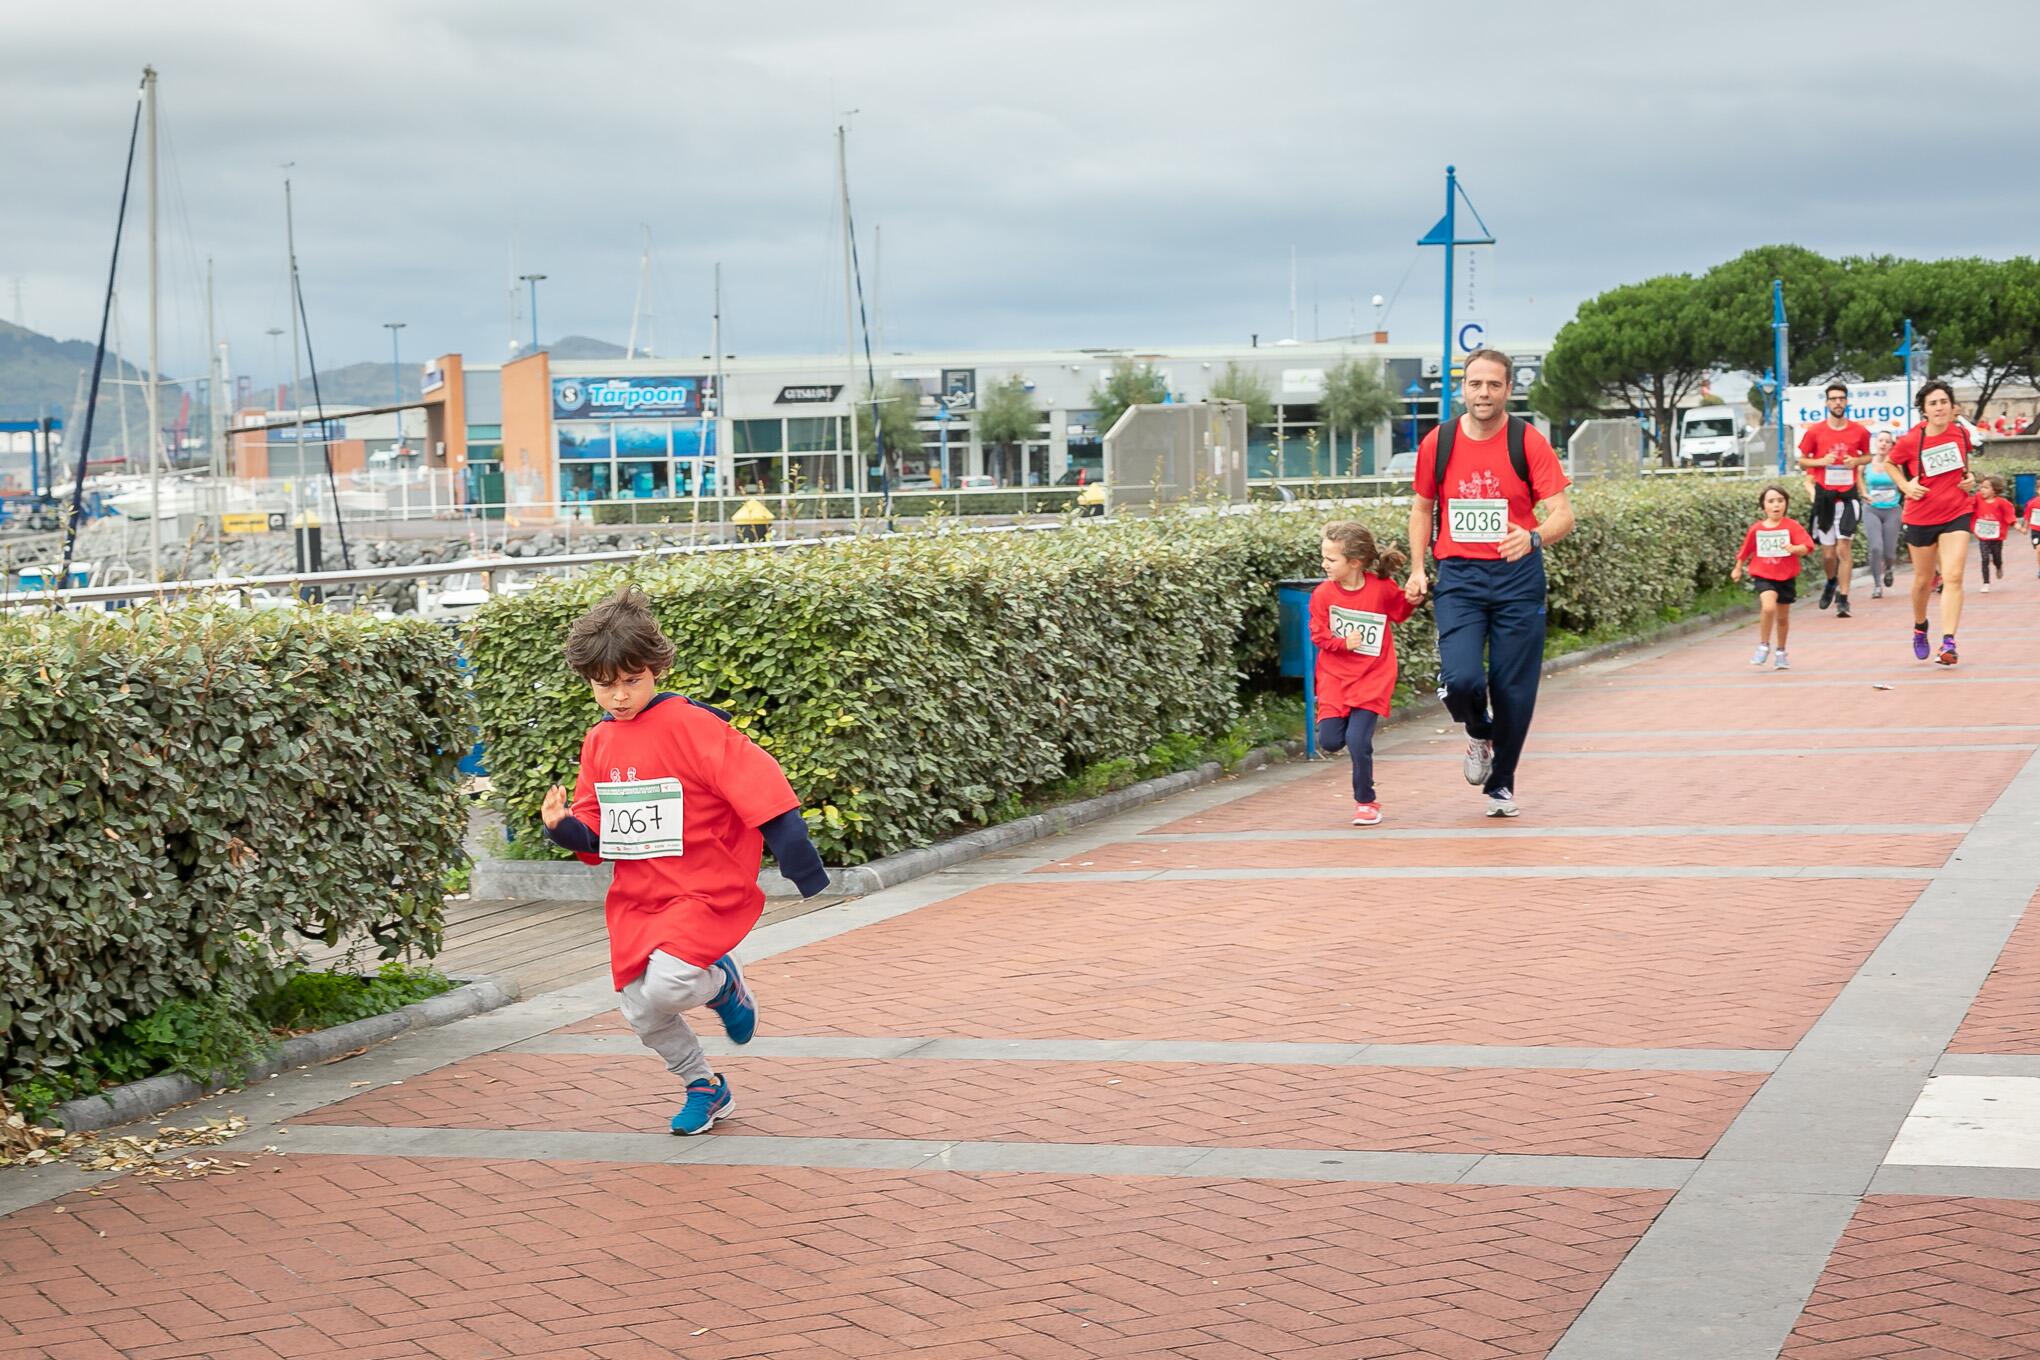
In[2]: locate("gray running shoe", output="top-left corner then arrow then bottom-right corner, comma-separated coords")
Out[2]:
1485,789 -> 1519,818
1463,738 -> 1493,786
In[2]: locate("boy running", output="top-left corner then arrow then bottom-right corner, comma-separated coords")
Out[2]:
541,588 -> 830,1134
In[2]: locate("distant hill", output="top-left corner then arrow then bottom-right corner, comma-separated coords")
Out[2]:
545,334 -> 629,360
0,317 -> 166,457
294,360 -> 421,409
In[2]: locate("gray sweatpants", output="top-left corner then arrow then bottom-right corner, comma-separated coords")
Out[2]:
1863,503 -> 1903,583
618,950 -> 731,1085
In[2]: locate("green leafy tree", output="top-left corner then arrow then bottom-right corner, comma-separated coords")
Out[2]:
1319,359 -> 1400,475
1691,244 -> 1849,381
1206,361 -> 1273,428
1867,257 -> 2040,417
853,381 -> 925,486
1533,273 -> 1721,464
1089,358 -> 1169,435
973,374 -> 1042,485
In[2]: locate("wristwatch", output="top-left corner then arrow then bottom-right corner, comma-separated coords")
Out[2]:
1529,529 -> 1544,552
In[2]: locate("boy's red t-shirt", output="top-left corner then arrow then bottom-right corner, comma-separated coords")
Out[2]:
1736,517 -> 1812,582
1414,418 -> 1569,560
1887,423 -> 1975,525
1309,574 -> 1416,719
2024,496 -> 2040,531
1798,421 -> 1871,491
1972,495 -> 2016,541
566,696 -> 802,988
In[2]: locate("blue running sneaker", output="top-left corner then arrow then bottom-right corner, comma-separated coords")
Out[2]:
708,955 -> 755,1045
670,1073 -> 732,1135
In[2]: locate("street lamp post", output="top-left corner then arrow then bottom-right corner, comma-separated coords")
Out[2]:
383,321 -> 406,454
518,274 -> 547,354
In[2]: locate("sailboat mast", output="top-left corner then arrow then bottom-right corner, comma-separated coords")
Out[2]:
627,225 -> 651,359
285,175 -> 306,503
838,122 -> 861,521
207,255 -> 220,558
144,66 -> 161,580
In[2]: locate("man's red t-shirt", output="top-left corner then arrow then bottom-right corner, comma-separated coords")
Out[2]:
1888,423 -> 1975,526
1798,421 -> 1871,491
1736,518 -> 1812,582
1972,495 -> 2017,542
566,696 -> 802,988
1308,574 -> 1416,719
1415,418 -> 1569,560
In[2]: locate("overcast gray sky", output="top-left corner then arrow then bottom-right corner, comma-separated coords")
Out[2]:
4,0 -> 2035,389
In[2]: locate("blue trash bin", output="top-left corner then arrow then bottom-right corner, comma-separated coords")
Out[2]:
2015,472 -> 2035,515
1275,578 -> 1320,758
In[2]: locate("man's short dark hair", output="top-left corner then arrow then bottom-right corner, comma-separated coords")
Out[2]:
1463,348 -> 1514,385
565,587 -> 677,682
1824,381 -> 1849,399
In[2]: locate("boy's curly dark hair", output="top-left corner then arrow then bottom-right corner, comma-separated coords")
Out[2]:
565,587 -> 676,683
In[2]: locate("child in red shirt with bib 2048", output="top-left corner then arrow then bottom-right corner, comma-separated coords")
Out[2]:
540,588 -> 830,1136
1972,477 -> 2017,592
1309,520 -> 1415,826
1730,485 -> 1815,671
2025,488 -> 2040,579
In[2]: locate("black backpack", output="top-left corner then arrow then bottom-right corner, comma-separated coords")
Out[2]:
1432,415 -> 1530,543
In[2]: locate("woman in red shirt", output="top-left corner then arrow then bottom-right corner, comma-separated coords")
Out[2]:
1972,476 -> 2017,593
1309,520 -> 1415,826
1881,380 -> 1979,665
1730,485 -> 1815,671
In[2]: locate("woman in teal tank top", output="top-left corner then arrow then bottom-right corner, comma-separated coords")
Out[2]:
1861,431 -> 1903,597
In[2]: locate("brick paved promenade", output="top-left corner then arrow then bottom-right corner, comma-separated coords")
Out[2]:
8,579 -> 2040,1359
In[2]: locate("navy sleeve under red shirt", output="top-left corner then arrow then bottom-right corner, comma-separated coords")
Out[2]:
542,693 -> 829,989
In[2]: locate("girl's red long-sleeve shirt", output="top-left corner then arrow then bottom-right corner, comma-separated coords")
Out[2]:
1309,574 -> 1415,720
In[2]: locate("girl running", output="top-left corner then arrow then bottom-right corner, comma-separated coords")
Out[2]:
1881,380 -> 1979,665
1731,485 -> 1814,670
2026,483 -> 2040,579
1861,432 -> 1903,599
1310,520 -> 1414,826
1973,477 -> 2016,592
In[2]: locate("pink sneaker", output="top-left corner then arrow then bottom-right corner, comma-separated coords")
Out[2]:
1351,801 -> 1383,826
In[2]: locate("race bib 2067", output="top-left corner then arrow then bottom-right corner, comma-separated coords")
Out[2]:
595,778 -> 686,860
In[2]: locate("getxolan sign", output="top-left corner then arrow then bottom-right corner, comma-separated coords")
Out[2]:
1783,381 -> 1914,445
553,376 -> 703,421
776,384 -> 842,404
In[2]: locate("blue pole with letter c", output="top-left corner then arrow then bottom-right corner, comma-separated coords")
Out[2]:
1771,280 -> 1789,474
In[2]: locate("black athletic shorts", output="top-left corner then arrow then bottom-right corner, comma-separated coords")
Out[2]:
1903,514 -> 1974,548
1810,487 -> 1861,543
1753,575 -> 1798,606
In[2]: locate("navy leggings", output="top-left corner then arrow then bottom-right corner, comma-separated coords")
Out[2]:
1316,708 -> 1380,803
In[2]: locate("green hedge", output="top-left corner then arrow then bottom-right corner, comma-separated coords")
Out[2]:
472,477 -> 1776,867
0,605 -> 472,1084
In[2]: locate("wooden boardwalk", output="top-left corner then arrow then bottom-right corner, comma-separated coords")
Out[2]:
308,893 -> 849,998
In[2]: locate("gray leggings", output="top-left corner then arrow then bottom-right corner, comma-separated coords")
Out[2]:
1863,503 -> 1903,581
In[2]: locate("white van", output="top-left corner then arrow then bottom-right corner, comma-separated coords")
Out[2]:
1676,406 -> 1744,468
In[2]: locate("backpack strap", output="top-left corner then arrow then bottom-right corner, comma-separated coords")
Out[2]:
1506,415 -> 1529,488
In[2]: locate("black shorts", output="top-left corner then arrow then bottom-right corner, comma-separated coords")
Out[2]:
1810,488 -> 1861,543
1753,575 -> 1798,606
1903,514 -> 1974,548
2030,531 -> 2040,548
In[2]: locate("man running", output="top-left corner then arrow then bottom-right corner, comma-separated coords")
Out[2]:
1405,349 -> 1575,817
1797,381 -> 1871,617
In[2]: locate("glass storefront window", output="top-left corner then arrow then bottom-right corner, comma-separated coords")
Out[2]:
560,462 -> 612,502
615,423 -> 669,458
466,423 -> 503,462
558,423 -> 612,459
784,453 -> 839,493
617,460 -> 670,499
786,416 -> 839,453
734,419 -> 782,454
673,459 -> 717,498
732,456 -> 779,495
673,419 -> 712,458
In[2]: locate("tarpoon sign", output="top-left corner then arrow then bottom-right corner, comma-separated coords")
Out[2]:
1783,381 -> 1915,446
553,376 -> 704,421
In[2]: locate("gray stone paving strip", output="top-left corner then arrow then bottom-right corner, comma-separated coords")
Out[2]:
1547,745 -> 2040,1360
1593,674 -> 2040,692
1376,742 -> 2032,761
510,1032 -> 1788,1073
1134,823 -> 1971,843
1041,865 -> 1947,884
1538,724 -> 2040,738
1869,1164 -> 2040,1200
1932,1053 -> 2040,1078
252,1123 -> 1699,1189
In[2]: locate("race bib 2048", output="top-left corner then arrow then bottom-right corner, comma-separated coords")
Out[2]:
1755,529 -> 1792,559
1919,442 -> 1965,479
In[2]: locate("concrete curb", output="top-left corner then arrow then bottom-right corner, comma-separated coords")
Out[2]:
472,591 -> 1763,906
50,974 -> 520,1135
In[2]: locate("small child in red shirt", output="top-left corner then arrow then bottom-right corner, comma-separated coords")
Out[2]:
1731,485 -> 1815,671
2024,488 -> 2040,579
540,588 -> 829,1135
1309,520 -> 1415,826
1972,477 -> 2017,591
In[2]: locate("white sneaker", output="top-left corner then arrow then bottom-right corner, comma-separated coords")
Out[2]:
1462,738 -> 1493,785
1983,583 -> 1991,593
1749,644 -> 1771,666
1872,583 -> 1883,599
1485,789 -> 1519,818
1773,650 -> 1790,670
